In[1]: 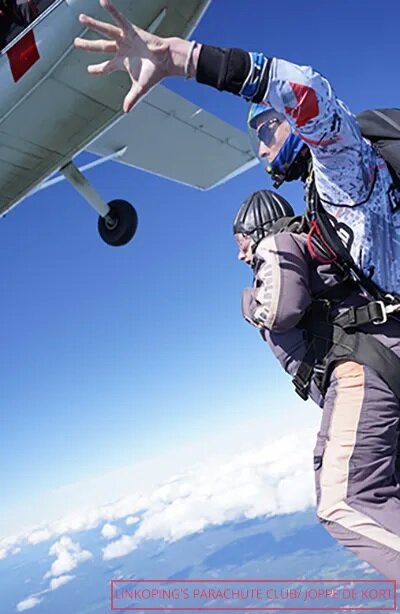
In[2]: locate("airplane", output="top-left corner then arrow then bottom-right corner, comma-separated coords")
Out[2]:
0,0 -> 257,246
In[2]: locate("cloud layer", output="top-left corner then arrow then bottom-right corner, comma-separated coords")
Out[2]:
9,418 -> 380,612
2,426 -> 317,566
102,429 -> 315,560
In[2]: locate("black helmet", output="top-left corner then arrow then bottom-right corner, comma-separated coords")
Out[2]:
233,190 -> 295,244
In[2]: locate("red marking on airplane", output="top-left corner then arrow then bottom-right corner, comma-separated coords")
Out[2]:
7,31 -> 40,82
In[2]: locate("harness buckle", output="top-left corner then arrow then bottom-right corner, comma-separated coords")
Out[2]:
313,364 -> 326,376
292,377 -> 309,401
372,301 -> 388,325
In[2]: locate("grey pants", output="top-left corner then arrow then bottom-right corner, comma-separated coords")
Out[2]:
314,360 -> 400,579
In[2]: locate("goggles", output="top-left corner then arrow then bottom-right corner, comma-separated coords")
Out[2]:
248,111 -> 286,162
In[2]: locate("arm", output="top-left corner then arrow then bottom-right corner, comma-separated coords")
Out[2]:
196,50 -> 376,203
241,234 -> 312,333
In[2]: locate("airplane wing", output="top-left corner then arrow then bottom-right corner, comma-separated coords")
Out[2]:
86,84 -> 258,190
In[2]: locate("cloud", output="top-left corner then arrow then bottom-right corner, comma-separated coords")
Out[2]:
27,529 -> 51,545
125,516 -> 140,526
103,428 -> 315,560
15,575 -> 75,613
101,523 -> 120,539
354,561 -> 376,576
16,596 -> 42,611
0,536 -> 20,560
0,493 -> 149,563
16,572 -> 75,611
45,537 -> 92,578
102,534 -> 139,560
49,575 -> 75,590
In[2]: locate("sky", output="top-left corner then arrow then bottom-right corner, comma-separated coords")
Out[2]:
1,0 -> 399,539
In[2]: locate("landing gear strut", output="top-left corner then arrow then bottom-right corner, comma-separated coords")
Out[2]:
60,160 -> 138,246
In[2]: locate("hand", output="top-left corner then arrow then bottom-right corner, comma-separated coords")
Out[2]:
74,0 -> 177,113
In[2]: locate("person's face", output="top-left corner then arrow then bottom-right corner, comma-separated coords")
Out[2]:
234,233 -> 254,265
253,111 -> 291,163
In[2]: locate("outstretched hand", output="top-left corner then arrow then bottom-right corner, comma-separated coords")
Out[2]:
74,0 -> 177,113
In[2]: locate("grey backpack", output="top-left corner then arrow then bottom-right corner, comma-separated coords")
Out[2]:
357,108 -> 400,187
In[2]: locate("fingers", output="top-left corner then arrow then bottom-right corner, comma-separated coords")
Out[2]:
87,59 -> 117,76
78,13 -> 121,39
100,0 -> 132,31
74,37 -> 117,54
123,83 -> 144,114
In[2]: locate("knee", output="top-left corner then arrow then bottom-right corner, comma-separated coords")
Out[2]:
315,505 -> 334,528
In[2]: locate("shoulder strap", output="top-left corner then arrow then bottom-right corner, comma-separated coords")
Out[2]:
268,215 -> 309,235
306,176 -> 388,300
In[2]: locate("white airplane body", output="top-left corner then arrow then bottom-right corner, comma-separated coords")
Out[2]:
0,0 -> 256,245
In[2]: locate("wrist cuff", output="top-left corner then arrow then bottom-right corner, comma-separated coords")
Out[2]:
196,45 -> 251,95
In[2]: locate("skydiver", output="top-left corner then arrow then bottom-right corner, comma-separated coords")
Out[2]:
234,189 -> 400,580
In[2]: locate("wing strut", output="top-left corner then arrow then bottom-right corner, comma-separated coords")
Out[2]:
60,160 -> 110,217
33,147 -> 127,194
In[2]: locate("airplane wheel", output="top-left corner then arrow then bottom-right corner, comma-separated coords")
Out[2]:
98,199 -> 138,247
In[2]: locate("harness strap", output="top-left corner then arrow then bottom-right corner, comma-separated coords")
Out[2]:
293,300 -> 331,401
292,302 -> 400,401
305,175 -> 393,301
313,278 -> 359,302
318,321 -> 400,400
292,338 -> 319,401
334,301 -> 389,327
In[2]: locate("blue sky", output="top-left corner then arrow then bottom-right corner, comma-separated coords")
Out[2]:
1,0 -> 399,537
